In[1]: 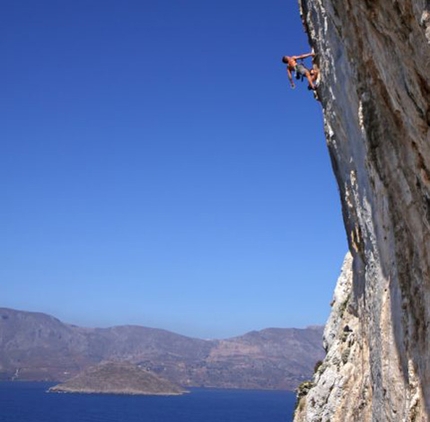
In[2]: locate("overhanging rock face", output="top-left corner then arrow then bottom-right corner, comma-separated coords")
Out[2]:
294,1 -> 430,421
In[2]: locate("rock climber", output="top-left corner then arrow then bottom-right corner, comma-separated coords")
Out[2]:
282,52 -> 317,90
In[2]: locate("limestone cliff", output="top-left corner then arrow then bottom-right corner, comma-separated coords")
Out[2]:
294,0 -> 430,421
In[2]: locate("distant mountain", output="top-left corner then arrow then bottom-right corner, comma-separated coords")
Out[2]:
203,328 -> 324,390
0,307 -> 324,390
49,362 -> 187,395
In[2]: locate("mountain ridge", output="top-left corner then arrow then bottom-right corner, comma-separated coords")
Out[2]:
0,307 -> 324,390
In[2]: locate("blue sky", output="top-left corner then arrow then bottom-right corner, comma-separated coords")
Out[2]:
2,0 -> 346,339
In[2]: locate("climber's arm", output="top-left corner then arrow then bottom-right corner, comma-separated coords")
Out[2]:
287,68 -> 295,89
294,52 -> 315,60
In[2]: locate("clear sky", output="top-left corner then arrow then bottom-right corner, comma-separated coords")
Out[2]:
2,0 -> 347,339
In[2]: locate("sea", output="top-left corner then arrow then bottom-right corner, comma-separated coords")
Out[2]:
0,382 -> 296,422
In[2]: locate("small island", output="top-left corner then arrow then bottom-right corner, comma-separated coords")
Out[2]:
48,362 -> 187,396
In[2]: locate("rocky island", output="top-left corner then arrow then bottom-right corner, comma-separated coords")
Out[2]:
49,362 -> 187,396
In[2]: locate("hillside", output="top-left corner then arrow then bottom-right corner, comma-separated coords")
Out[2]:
0,307 -> 323,390
49,362 -> 187,395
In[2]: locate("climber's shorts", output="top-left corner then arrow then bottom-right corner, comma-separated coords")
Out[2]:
295,63 -> 308,77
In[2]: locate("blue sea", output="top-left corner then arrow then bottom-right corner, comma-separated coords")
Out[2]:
0,382 -> 296,422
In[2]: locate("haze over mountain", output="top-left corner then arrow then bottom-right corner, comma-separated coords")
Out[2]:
0,307 -> 324,390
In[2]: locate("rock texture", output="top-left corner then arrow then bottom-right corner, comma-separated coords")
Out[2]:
294,0 -> 430,421
0,308 -> 324,390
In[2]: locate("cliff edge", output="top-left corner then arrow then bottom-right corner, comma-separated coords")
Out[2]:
294,1 -> 430,421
